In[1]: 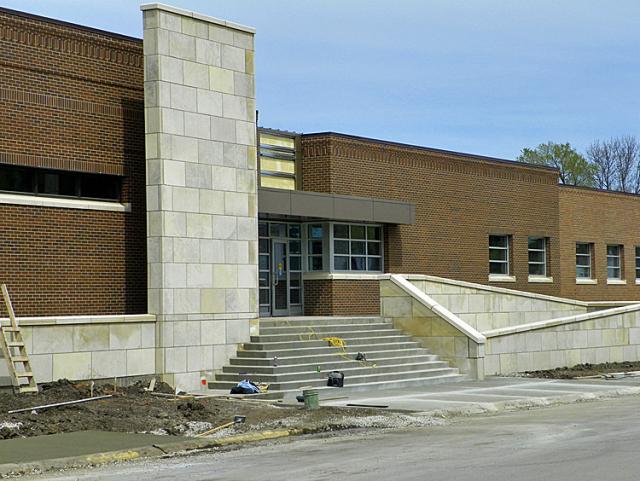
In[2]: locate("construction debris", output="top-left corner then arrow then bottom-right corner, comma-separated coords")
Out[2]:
7,395 -> 113,414
195,415 -> 246,437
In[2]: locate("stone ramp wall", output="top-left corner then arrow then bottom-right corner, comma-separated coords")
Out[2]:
484,306 -> 640,375
407,275 -> 588,332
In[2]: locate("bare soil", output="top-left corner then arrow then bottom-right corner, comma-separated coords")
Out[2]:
0,380 -> 387,440
523,361 -> 640,379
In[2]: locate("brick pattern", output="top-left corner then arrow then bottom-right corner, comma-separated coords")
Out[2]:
301,134 -> 561,300
304,280 -> 380,316
0,10 -> 147,316
559,186 -> 640,301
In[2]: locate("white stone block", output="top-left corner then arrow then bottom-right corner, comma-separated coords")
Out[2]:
163,159 -> 186,187
213,166 -> 237,191
159,11 -> 182,31
163,211 -> 186,237
198,139 -> 224,165
211,116 -> 236,143
224,240 -> 249,264
30,354 -> 53,383
127,348 -> 156,376
238,264 -> 258,289
174,237 -> 200,263
222,94 -> 247,121
226,318 -> 249,343
170,83 -> 197,111
53,352 -> 92,381
183,60 -> 209,89
110,324 -> 142,350
187,263 -> 213,288
221,44 -> 245,72
209,24 -> 234,45
173,320 -> 201,346
540,332 -> 557,351
236,170 -> 256,194
237,217 -> 257,241
33,326 -> 73,354
141,323 -> 156,348
235,120 -> 255,146
164,263 -> 187,288
209,66 -> 234,94
224,192 -> 249,216
165,346 -> 187,373
211,215 -> 237,239
199,189 -> 225,214
196,89 -> 223,116
196,38 -> 221,66
159,56 -> 184,84
170,135 -> 198,163
185,163 -> 212,189
71,325 -> 109,352
187,213 -> 213,238
201,320 -> 226,345
172,187 -> 200,212
92,350 -> 127,378
169,31 -> 196,61
200,239 -> 225,263
201,288 -> 226,313
214,264 -> 237,288
223,143 -> 245,168
182,17 -> 208,38
174,288 -> 201,313
233,72 -> 254,98
184,112 -> 211,140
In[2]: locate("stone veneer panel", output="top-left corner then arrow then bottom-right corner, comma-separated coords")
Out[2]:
142,4 -> 258,390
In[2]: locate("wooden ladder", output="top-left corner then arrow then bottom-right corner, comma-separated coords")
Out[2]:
1,284 -> 38,394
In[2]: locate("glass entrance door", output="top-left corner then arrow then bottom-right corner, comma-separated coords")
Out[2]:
271,240 -> 289,316
258,221 -> 304,317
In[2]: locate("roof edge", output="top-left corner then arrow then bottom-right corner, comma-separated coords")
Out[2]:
302,131 -> 560,175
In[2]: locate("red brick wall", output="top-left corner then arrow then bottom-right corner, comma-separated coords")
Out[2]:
0,9 -> 146,316
301,134 -> 561,297
304,280 -> 380,316
559,186 -> 640,301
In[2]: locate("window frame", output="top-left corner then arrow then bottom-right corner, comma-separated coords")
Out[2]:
527,237 -> 548,278
606,244 -> 623,280
330,223 -> 383,273
636,246 -> 640,283
575,242 -> 593,280
488,234 -> 511,277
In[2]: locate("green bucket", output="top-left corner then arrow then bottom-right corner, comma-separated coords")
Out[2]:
302,389 -> 319,410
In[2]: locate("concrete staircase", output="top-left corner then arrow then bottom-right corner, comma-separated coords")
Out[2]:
208,316 -> 463,397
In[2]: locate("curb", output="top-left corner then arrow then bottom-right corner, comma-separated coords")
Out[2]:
414,386 -> 640,419
2,386 -> 640,477
0,429 -> 302,478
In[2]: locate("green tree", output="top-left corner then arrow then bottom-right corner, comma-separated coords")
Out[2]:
517,142 -> 596,186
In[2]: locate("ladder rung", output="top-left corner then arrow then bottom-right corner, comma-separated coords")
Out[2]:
18,386 -> 38,393
15,371 -> 34,378
6,341 -> 24,347
1,327 -> 19,332
11,356 -> 29,362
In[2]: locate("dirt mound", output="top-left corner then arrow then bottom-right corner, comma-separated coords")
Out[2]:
0,380 -> 380,439
523,361 -> 640,379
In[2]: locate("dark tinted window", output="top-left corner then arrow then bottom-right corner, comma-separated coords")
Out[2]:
0,166 -> 34,193
38,171 -> 77,197
81,174 -> 120,200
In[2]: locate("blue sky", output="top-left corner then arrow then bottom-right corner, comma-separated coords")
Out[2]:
3,0 -> 639,160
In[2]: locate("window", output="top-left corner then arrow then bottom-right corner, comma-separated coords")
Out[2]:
0,165 -> 121,201
332,224 -> 382,272
528,237 -> 547,277
636,246 -> 640,281
607,244 -> 623,280
489,235 -> 510,275
307,224 -> 324,271
576,243 -> 592,279
258,130 -> 297,190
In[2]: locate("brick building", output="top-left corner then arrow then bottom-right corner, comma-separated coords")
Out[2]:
1,4 -> 640,388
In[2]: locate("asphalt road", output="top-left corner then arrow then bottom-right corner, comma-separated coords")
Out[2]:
31,396 -> 640,481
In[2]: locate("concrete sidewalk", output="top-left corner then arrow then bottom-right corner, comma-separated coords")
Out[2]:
321,376 -> 640,411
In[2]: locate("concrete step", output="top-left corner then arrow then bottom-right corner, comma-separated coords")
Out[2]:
229,347 -> 432,366
216,361 -> 451,383
251,328 -> 402,343
260,316 -> 385,328
236,341 -> 422,358
209,366 -> 459,391
243,335 -> 415,351
259,322 -> 394,336
223,354 -> 440,374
